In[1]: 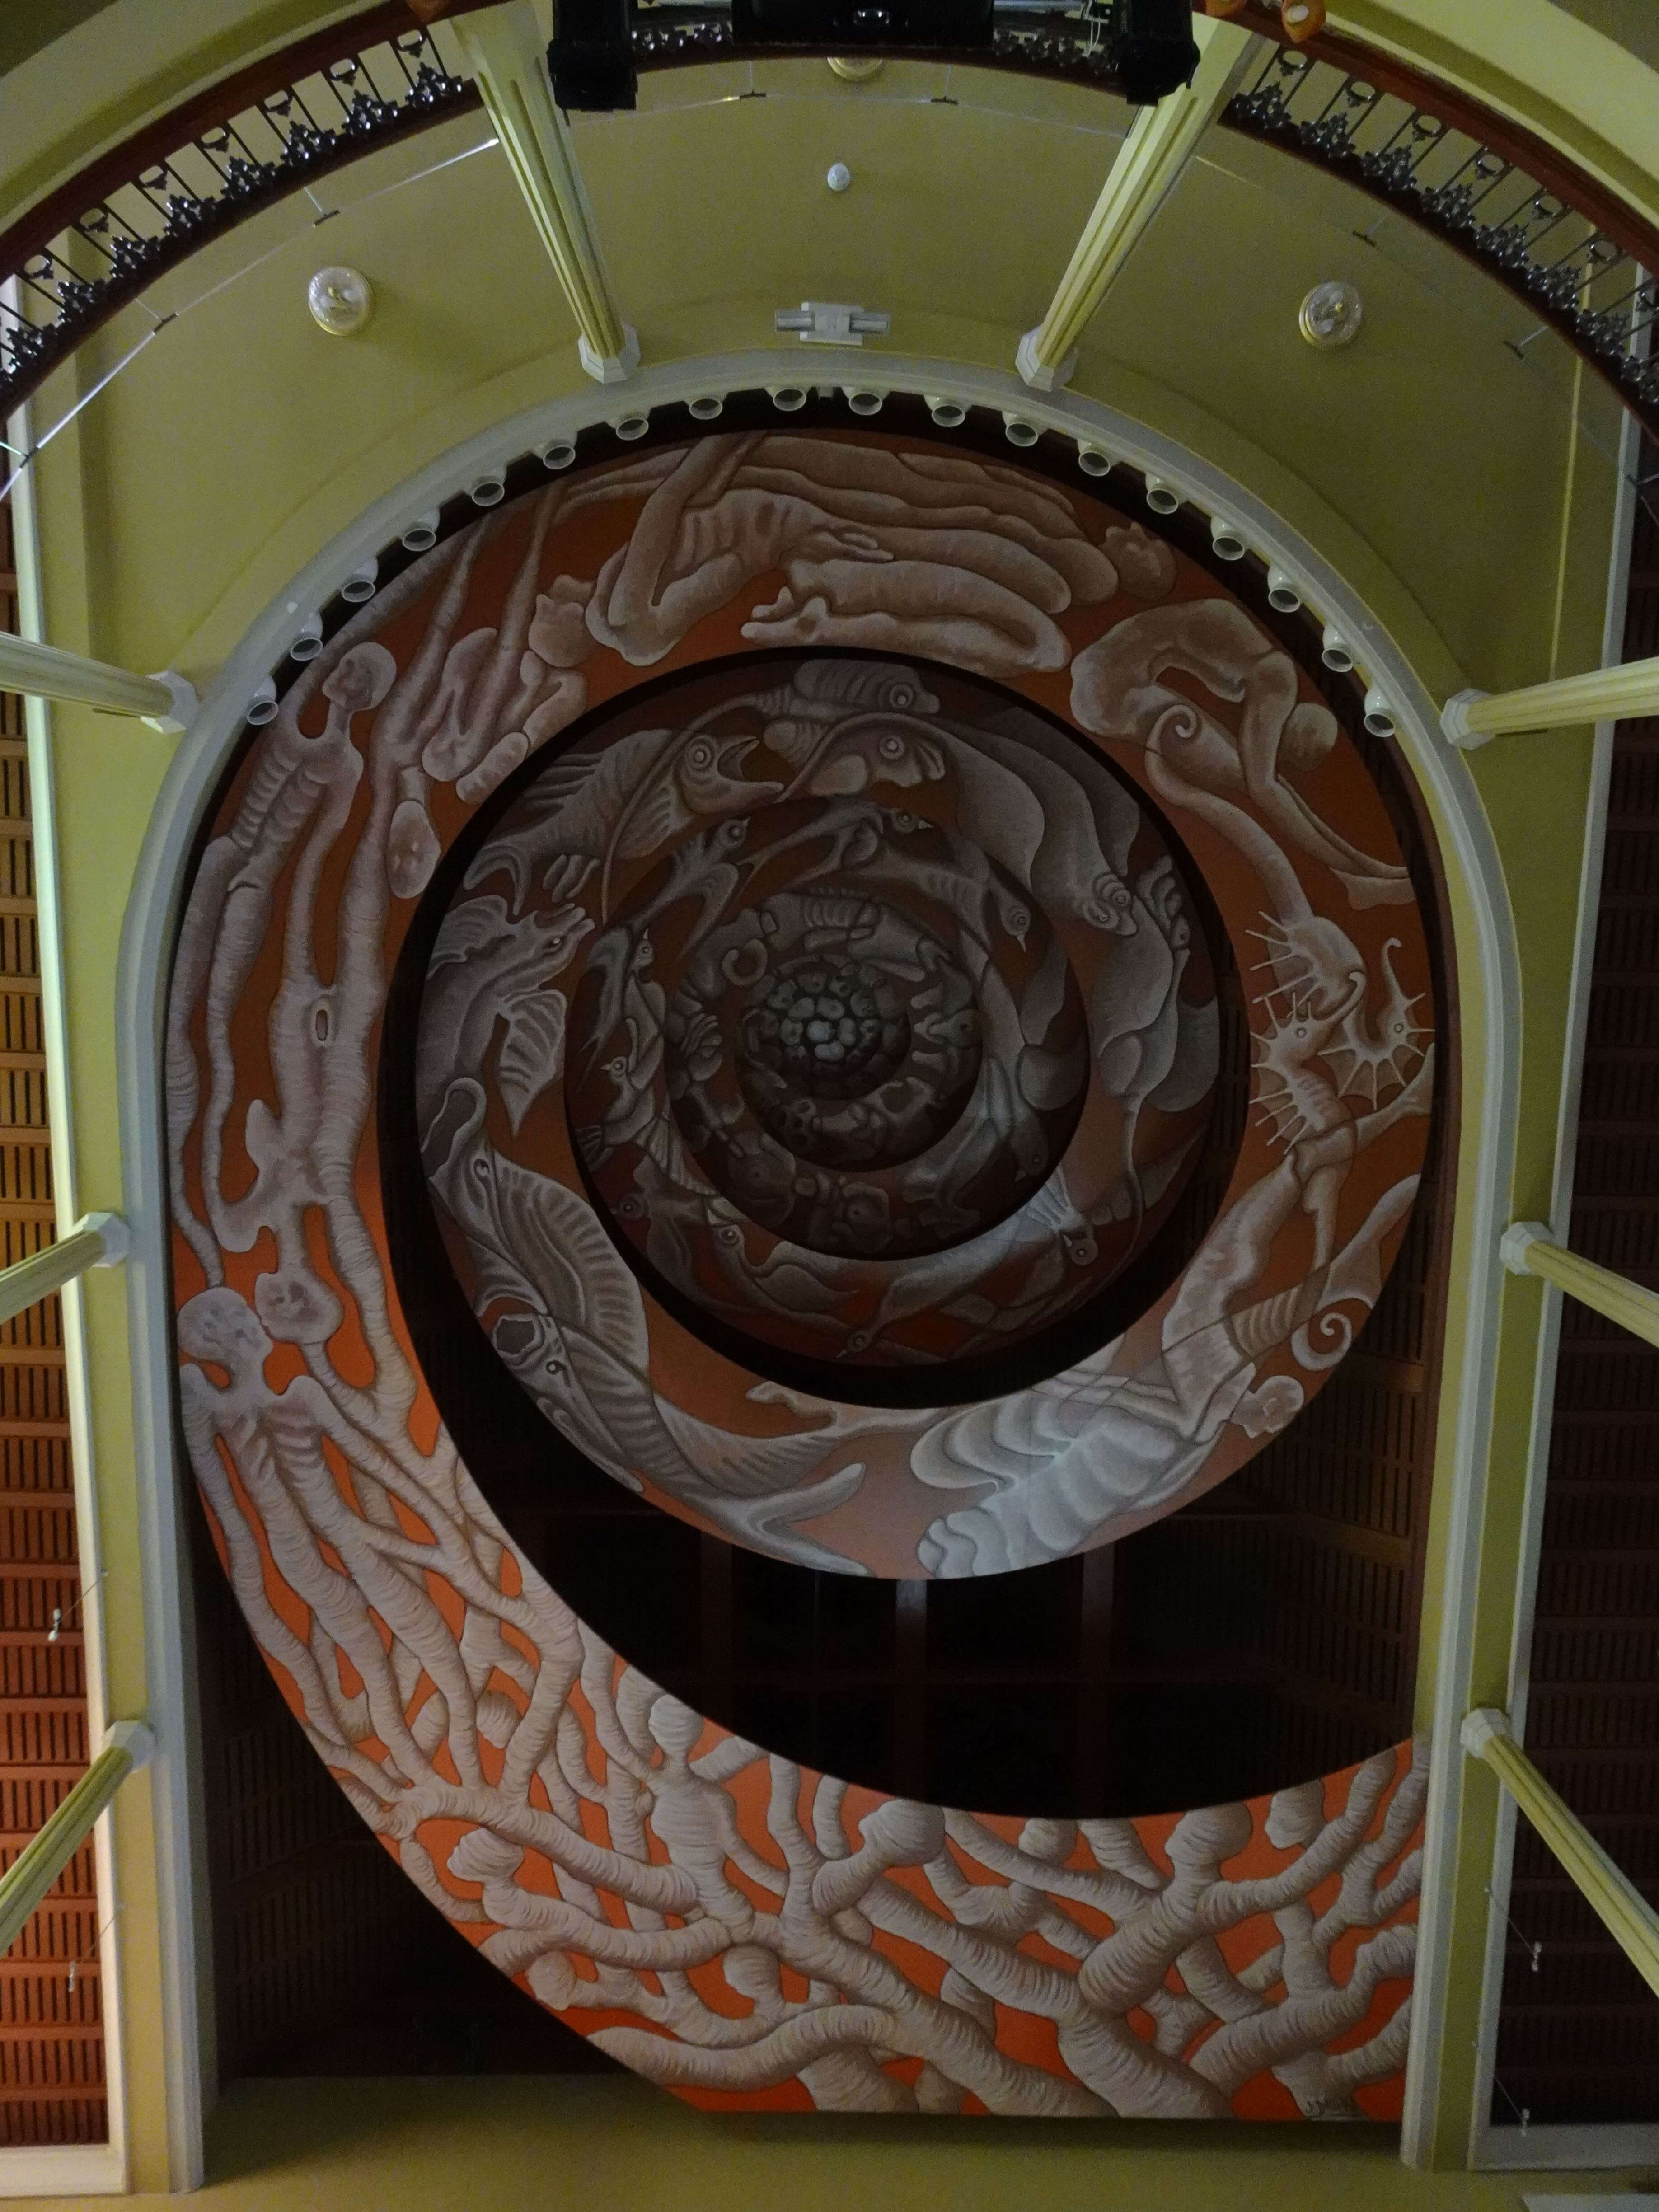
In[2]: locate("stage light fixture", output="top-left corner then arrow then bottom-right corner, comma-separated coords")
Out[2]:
729,0 -> 993,52
548,0 -> 636,112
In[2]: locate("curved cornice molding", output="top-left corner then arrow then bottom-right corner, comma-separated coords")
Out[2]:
1331,0 -> 1659,237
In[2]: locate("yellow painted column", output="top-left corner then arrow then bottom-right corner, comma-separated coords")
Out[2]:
0,1724 -> 153,1958
1501,1219 -> 1659,1348
1443,654 -> 1659,746
1462,1709 -> 1659,2000
0,635 -> 194,730
0,1211 -> 127,1326
1016,16 -> 1255,390
454,0 -> 639,384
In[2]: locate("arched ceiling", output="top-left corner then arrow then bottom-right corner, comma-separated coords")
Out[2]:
1555,0 -> 1659,66
7,0 -> 1659,250
0,0 -> 114,75
26,46 -> 1620,717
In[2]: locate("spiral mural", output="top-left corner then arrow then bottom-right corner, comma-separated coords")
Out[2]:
169,427 -> 1435,2117
419,653 -> 1233,1575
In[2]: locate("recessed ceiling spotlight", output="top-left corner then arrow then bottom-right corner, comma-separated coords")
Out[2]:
307,265 -> 374,337
828,56 -> 884,80
1299,280 -> 1364,350
827,162 -> 853,192
1144,475 -> 1180,516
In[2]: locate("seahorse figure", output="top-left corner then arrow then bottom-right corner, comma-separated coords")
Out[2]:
1143,698 -> 1425,1266
1245,889 -> 1429,1163
1323,937 -> 1432,1105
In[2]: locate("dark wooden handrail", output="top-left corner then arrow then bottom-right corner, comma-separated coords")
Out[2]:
1241,1 -> 1659,274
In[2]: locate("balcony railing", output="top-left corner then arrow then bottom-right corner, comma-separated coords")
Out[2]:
1,2 -> 1658,446
1225,37 -> 1659,431
0,7 -> 481,422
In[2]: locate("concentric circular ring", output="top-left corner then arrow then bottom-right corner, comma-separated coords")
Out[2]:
348,434 -> 1429,1587
567,788 -> 1098,1274
431,658 -> 1220,1414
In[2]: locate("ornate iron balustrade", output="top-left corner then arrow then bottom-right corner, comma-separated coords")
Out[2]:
1225,37 -> 1659,424
0,7 -> 482,421
1,0 -> 1657,440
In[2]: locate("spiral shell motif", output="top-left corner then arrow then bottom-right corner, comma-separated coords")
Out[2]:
167,430 -> 1435,2117
417,653 -> 1229,1579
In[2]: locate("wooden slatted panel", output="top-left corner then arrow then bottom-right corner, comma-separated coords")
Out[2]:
1493,453 -> 1659,2128
0,505 -> 105,2144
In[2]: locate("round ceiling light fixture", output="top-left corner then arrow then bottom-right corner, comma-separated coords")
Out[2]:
306,264 -> 374,337
826,160 -> 853,192
828,55 -> 884,80
1298,279 -> 1364,351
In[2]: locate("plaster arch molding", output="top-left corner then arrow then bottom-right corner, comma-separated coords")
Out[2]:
167,422 -> 1436,2118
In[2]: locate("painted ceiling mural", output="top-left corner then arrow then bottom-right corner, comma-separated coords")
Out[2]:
168,428 -> 1434,2118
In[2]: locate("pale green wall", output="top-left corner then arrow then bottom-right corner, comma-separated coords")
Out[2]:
1,2076 -> 1639,2212
0,0 -> 368,228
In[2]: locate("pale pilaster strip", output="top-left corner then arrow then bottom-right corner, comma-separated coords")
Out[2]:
455,0 -> 639,383
1016,18 -> 1255,391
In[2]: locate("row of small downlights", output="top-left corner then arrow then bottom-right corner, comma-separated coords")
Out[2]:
248,381 -> 1400,742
